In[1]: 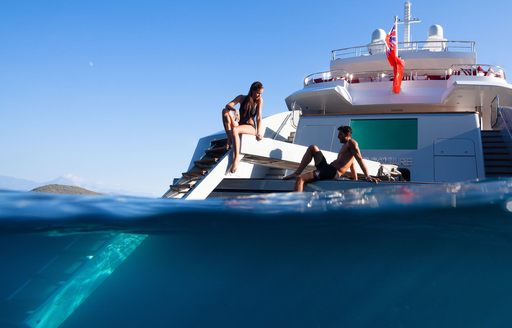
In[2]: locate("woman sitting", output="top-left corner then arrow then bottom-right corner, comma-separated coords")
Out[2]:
221,81 -> 264,173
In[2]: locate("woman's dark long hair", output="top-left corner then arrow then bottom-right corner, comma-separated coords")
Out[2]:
241,81 -> 263,112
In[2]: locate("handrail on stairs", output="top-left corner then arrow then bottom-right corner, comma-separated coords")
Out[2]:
272,112 -> 293,140
498,106 -> 512,141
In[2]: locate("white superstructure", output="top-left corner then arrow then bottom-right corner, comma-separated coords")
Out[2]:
164,1 -> 512,199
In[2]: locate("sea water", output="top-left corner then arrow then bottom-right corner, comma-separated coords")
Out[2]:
2,179 -> 512,327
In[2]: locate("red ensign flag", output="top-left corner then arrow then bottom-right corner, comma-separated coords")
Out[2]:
386,19 -> 404,94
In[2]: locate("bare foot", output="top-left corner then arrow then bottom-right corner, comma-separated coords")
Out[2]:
283,172 -> 299,180
230,159 -> 239,173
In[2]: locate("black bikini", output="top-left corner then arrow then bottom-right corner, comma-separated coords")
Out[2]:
239,96 -> 258,127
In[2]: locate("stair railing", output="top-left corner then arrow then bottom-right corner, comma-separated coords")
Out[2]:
491,95 -> 499,128
272,112 -> 293,140
498,106 -> 512,141
290,101 -> 302,129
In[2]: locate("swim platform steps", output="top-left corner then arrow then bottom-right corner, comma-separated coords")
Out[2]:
164,138 -> 231,199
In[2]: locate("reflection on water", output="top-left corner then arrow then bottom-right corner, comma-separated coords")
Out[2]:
25,234 -> 146,328
1,179 -> 512,235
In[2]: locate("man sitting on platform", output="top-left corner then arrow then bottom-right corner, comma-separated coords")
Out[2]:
283,126 -> 379,191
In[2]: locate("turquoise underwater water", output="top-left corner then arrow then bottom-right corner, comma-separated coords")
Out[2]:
2,179 -> 512,327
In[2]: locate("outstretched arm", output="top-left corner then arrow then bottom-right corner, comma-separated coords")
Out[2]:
225,95 -> 244,119
350,163 -> 358,180
350,140 -> 379,183
225,95 -> 244,110
255,98 -> 263,140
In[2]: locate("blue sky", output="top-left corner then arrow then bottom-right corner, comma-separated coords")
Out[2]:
1,0 -> 511,196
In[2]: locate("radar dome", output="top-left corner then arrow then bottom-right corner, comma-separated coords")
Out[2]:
371,29 -> 386,43
428,24 -> 444,38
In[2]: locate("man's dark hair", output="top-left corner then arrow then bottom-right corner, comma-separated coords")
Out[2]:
337,126 -> 352,135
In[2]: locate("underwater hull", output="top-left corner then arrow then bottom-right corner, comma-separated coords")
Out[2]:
61,203 -> 512,327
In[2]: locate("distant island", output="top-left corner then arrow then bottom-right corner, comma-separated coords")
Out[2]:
0,175 -> 155,197
31,184 -> 101,195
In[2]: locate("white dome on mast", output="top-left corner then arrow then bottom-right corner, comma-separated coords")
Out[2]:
428,24 -> 444,38
371,29 -> 386,43
423,24 -> 447,51
367,29 -> 387,55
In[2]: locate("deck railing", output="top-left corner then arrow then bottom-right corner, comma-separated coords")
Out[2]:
304,69 -> 348,86
331,41 -> 476,60
450,64 -> 505,79
304,64 -> 505,86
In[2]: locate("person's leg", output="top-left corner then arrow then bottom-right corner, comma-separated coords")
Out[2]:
283,145 -> 323,180
295,171 -> 316,192
222,108 -> 237,149
230,124 -> 257,173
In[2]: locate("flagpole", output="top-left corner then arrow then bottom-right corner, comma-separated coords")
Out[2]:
394,16 -> 399,57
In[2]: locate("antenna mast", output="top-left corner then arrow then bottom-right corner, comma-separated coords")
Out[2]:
398,0 -> 421,45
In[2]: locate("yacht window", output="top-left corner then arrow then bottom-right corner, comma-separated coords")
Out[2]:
350,119 -> 418,150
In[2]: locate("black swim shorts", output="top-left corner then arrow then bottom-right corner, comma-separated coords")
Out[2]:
313,152 -> 338,180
